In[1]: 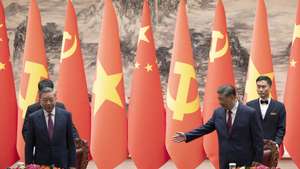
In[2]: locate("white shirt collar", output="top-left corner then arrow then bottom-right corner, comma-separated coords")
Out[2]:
230,100 -> 239,115
43,107 -> 55,117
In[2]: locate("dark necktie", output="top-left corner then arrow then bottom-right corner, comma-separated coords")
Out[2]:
227,110 -> 232,132
48,113 -> 54,140
260,100 -> 269,105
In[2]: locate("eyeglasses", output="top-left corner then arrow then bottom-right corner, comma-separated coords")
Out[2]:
40,98 -> 55,103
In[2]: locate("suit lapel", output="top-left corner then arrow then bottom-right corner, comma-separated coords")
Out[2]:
52,107 -> 62,142
264,99 -> 275,121
37,110 -> 51,142
221,108 -> 230,137
230,102 -> 241,135
255,99 -> 263,120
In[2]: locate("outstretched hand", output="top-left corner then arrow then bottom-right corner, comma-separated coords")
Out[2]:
172,132 -> 186,143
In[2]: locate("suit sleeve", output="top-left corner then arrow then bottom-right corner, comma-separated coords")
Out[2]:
22,106 -> 33,142
250,109 -> 264,163
25,115 -> 35,165
185,111 -> 216,143
274,104 -> 286,145
71,123 -> 80,139
56,102 -> 66,110
67,113 -> 76,167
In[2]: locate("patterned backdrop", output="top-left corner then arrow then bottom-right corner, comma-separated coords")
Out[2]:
3,0 -> 296,104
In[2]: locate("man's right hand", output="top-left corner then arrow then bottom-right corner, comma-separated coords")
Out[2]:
172,132 -> 186,143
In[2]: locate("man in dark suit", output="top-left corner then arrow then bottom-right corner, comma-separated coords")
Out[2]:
173,85 -> 264,169
246,75 -> 286,148
22,79 -> 79,141
25,87 -> 76,168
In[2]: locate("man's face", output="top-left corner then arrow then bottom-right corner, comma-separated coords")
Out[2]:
256,80 -> 271,99
218,94 -> 235,110
40,91 -> 56,113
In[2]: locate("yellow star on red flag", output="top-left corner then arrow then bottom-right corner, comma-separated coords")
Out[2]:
293,24 -> 300,43
135,62 -> 140,69
93,61 -> 123,115
138,25 -> 150,44
290,58 -> 297,67
144,63 -> 152,72
0,62 -> 5,70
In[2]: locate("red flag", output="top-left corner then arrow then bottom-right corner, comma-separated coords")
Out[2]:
90,0 -> 128,168
165,0 -> 205,168
128,0 -> 169,168
0,0 -> 18,167
284,0 -> 300,167
244,0 -> 277,102
203,1 -> 235,168
244,0 -> 283,157
244,0 -> 284,157
57,0 -> 90,143
17,0 -> 49,161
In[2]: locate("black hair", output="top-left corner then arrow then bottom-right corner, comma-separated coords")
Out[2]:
256,75 -> 272,86
38,79 -> 54,91
217,85 -> 237,97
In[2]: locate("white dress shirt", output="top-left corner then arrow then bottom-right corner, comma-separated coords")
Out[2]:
259,98 -> 271,119
226,100 -> 239,125
43,108 -> 55,128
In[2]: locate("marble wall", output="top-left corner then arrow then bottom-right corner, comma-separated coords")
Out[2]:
3,0 -> 296,103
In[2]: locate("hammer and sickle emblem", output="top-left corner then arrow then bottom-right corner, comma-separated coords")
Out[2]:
209,30 -> 229,63
167,62 -> 200,121
19,61 -> 48,118
60,31 -> 77,62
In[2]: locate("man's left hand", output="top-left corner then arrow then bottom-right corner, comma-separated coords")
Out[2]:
270,140 -> 279,150
251,161 -> 260,167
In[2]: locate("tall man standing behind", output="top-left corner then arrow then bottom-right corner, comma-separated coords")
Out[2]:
247,76 -> 286,149
173,85 -> 264,169
22,79 -> 79,141
25,87 -> 76,168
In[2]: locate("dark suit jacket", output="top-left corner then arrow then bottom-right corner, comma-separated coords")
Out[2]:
185,103 -> 264,169
247,99 -> 286,145
22,102 -> 79,141
25,107 -> 76,168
